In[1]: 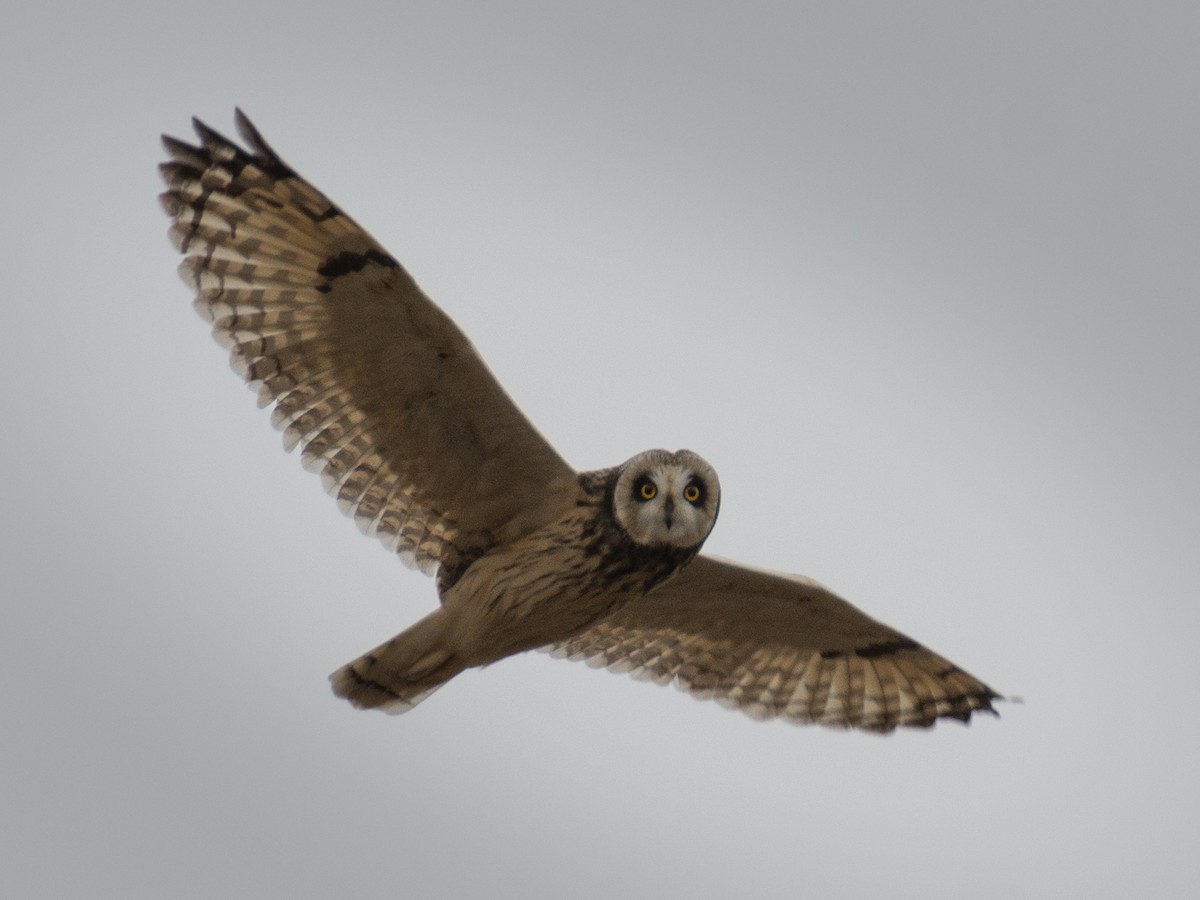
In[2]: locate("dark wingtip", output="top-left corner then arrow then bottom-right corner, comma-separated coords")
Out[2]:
233,106 -> 254,137
968,691 -> 1003,722
233,107 -> 278,162
159,133 -> 208,170
190,115 -> 239,153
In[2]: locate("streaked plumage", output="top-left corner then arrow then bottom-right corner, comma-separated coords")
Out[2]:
159,111 -> 1001,733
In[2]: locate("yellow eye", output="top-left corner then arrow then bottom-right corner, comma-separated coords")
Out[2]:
639,481 -> 657,500
683,483 -> 702,504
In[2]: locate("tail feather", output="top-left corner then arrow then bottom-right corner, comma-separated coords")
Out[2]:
330,609 -> 463,714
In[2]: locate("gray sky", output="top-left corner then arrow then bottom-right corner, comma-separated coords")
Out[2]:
3,3 -> 1198,898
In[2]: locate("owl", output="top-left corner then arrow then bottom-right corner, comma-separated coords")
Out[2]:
159,111 -> 1000,733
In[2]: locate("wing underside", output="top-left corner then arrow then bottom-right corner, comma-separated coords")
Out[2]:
159,112 -> 578,579
550,555 -> 1000,732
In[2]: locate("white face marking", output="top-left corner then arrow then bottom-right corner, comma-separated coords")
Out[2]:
612,449 -> 720,549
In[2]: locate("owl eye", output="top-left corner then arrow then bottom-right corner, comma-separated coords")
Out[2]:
636,479 -> 657,501
683,481 -> 704,504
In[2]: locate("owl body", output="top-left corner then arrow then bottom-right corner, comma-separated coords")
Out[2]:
161,112 -> 1002,732
332,455 -> 713,710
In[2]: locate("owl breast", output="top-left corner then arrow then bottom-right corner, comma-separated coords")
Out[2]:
437,481 -> 700,668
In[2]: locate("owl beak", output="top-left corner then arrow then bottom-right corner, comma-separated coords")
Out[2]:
662,497 -> 675,531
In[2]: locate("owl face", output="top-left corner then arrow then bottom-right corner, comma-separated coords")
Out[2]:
612,449 -> 720,549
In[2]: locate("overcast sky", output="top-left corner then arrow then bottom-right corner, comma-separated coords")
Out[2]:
3,3 -> 1198,898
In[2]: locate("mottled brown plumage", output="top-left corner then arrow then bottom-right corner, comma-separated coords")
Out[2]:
160,112 -> 1000,732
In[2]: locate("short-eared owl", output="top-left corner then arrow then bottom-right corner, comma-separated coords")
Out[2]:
160,111 -> 1000,733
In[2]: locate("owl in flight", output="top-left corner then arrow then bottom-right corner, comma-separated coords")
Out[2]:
160,111 -> 1000,733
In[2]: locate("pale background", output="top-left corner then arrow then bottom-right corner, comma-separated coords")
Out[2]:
3,3 -> 1197,898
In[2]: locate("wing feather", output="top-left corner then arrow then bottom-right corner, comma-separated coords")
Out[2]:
160,111 -> 578,580
548,555 -> 1000,733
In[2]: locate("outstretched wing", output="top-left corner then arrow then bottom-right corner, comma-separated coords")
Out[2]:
549,555 -> 1000,732
159,111 -> 578,578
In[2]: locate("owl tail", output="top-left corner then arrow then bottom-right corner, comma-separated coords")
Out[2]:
329,608 -> 465,714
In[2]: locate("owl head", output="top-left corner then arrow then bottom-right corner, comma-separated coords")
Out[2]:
611,449 -> 720,549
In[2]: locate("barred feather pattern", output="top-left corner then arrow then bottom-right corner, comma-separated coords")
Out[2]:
159,112 -> 578,583
548,556 -> 1000,732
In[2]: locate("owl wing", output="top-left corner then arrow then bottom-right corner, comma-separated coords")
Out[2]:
159,112 -> 578,577
548,555 -> 1000,732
